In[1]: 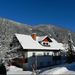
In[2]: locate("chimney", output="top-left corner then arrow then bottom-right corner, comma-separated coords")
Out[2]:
31,33 -> 36,40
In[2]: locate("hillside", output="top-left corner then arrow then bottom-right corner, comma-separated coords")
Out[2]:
0,18 -> 75,56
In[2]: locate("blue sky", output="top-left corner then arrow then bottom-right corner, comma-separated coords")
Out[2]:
0,0 -> 75,31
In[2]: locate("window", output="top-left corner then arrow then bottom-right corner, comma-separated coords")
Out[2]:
43,42 -> 50,47
33,53 -> 35,57
43,43 -> 45,45
46,43 -> 48,45
47,53 -> 49,55
44,52 -> 46,56
39,41 -> 50,47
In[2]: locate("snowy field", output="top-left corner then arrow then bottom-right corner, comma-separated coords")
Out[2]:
6,63 -> 75,75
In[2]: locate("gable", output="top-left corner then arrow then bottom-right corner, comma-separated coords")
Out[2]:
43,37 -> 52,42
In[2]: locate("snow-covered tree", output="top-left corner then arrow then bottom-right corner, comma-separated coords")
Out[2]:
66,32 -> 74,63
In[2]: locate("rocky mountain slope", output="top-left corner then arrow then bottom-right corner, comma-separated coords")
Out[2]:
0,18 -> 75,56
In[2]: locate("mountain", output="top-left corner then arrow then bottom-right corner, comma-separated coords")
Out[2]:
0,18 -> 75,56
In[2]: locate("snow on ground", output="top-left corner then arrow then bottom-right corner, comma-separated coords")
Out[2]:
39,63 -> 75,75
7,65 -> 32,75
6,63 -> 75,75
7,65 -> 23,71
7,71 -> 32,75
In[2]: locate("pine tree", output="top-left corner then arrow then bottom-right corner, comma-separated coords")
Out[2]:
66,32 -> 74,63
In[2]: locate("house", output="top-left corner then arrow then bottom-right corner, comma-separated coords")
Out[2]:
9,33 -> 64,70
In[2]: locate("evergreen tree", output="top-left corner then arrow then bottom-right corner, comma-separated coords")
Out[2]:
66,32 -> 74,63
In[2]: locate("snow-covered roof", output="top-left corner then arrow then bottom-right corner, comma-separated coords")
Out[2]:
15,33 -> 64,51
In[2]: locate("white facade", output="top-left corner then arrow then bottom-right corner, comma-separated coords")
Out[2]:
28,51 -> 53,58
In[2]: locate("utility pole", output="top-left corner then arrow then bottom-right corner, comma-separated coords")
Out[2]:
35,55 -> 37,71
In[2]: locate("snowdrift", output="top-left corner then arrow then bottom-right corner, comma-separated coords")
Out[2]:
40,63 -> 75,75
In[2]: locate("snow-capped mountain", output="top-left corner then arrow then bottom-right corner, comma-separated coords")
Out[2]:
0,18 -> 75,55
